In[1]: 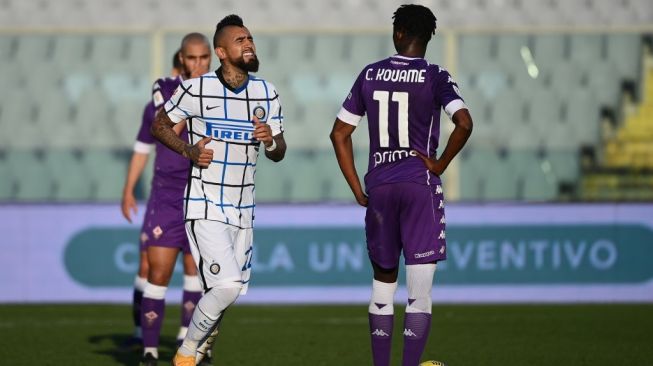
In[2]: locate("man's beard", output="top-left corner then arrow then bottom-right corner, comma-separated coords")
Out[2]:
235,55 -> 260,73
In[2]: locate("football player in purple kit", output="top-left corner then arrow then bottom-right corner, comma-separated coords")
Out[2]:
330,5 -> 473,366
121,33 -> 213,366
120,49 -> 185,353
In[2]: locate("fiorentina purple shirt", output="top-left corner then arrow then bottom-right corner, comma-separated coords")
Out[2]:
134,76 -> 189,192
337,55 -> 467,192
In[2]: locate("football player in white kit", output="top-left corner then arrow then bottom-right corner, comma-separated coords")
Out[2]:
151,14 -> 286,366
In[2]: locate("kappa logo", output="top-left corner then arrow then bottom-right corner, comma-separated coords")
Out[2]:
438,200 -> 444,209
371,329 -> 390,337
440,216 -> 446,224
438,230 -> 446,240
415,250 -> 435,259
403,328 -> 417,337
439,246 -> 446,254
435,185 -> 443,194
152,226 -> 163,240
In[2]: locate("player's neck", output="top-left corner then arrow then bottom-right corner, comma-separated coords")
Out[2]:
398,44 -> 426,59
219,65 -> 248,90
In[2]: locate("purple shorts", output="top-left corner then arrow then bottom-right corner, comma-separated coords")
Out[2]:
139,191 -> 190,254
365,181 -> 446,269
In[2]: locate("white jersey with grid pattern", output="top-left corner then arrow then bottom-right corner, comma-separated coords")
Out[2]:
164,70 -> 284,229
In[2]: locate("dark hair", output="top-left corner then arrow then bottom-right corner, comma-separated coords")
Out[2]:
213,14 -> 244,48
392,4 -> 437,44
172,48 -> 182,70
180,32 -> 210,55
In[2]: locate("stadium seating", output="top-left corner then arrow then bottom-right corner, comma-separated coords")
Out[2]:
1,0 -> 651,29
0,19 -> 646,202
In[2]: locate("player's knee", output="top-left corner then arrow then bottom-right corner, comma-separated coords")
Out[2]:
372,262 -> 399,283
205,285 -> 241,309
148,267 -> 174,286
143,282 -> 167,300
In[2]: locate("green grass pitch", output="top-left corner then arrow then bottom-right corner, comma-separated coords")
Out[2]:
1,304 -> 651,365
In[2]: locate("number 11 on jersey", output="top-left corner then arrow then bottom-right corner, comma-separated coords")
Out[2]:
373,90 -> 409,148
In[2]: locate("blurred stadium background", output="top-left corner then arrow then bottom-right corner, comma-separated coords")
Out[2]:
1,0 -> 652,202
1,0 -> 653,364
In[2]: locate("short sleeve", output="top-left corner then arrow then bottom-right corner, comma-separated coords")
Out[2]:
164,80 -> 198,124
267,88 -> 284,136
152,79 -> 166,108
337,68 -> 367,126
134,102 -> 155,152
433,66 -> 467,119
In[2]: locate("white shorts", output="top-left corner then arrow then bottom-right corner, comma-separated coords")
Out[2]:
185,220 -> 253,295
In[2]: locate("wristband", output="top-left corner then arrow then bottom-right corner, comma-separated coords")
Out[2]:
265,139 -> 277,152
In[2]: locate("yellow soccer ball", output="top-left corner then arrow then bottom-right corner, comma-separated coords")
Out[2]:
420,361 -> 447,366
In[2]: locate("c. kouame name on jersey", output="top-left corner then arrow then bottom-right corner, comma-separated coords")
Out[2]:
337,55 -> 467,191
164,69 -> 284,228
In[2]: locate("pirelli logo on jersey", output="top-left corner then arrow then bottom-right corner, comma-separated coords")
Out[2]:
205,122 -> 254,142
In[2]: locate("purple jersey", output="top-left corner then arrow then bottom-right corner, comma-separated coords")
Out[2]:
135,76 -> 189,192
135,76 -> 191,251
337,55 -> 466,192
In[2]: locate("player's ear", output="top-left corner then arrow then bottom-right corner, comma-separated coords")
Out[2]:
215,46 -> 226,61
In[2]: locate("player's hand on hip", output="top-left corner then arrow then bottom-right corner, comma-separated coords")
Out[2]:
252,116 -> 273,148
121,192 -> 137,223
414,150 -> 446,176
190,136 -> 214,168
355,192 -> 369,207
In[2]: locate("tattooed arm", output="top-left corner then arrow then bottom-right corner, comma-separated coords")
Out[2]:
151,109 -> 213,167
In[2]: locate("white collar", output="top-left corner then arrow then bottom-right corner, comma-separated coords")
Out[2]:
391,54 -> 423,61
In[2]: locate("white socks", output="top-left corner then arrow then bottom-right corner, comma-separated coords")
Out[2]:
134,276 -> 148,292
405,263 -> 436,314
183,275 -> 203,292
143,282 -> 167,300
369,279 -> 398,315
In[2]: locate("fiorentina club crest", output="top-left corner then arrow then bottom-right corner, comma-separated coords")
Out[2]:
184,300 -> 196,313
152,226 -> 163,240
144,311 -> 159,327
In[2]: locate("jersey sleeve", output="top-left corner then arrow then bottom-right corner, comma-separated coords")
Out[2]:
337,68 -> 367,126
134,102 -> 156,153
152,79 -> 166,108
164,79 -> 198,124
267,87 -> 284,136
433,66 -> 467,119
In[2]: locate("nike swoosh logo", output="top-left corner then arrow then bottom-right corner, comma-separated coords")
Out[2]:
206,105 -> 221,110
